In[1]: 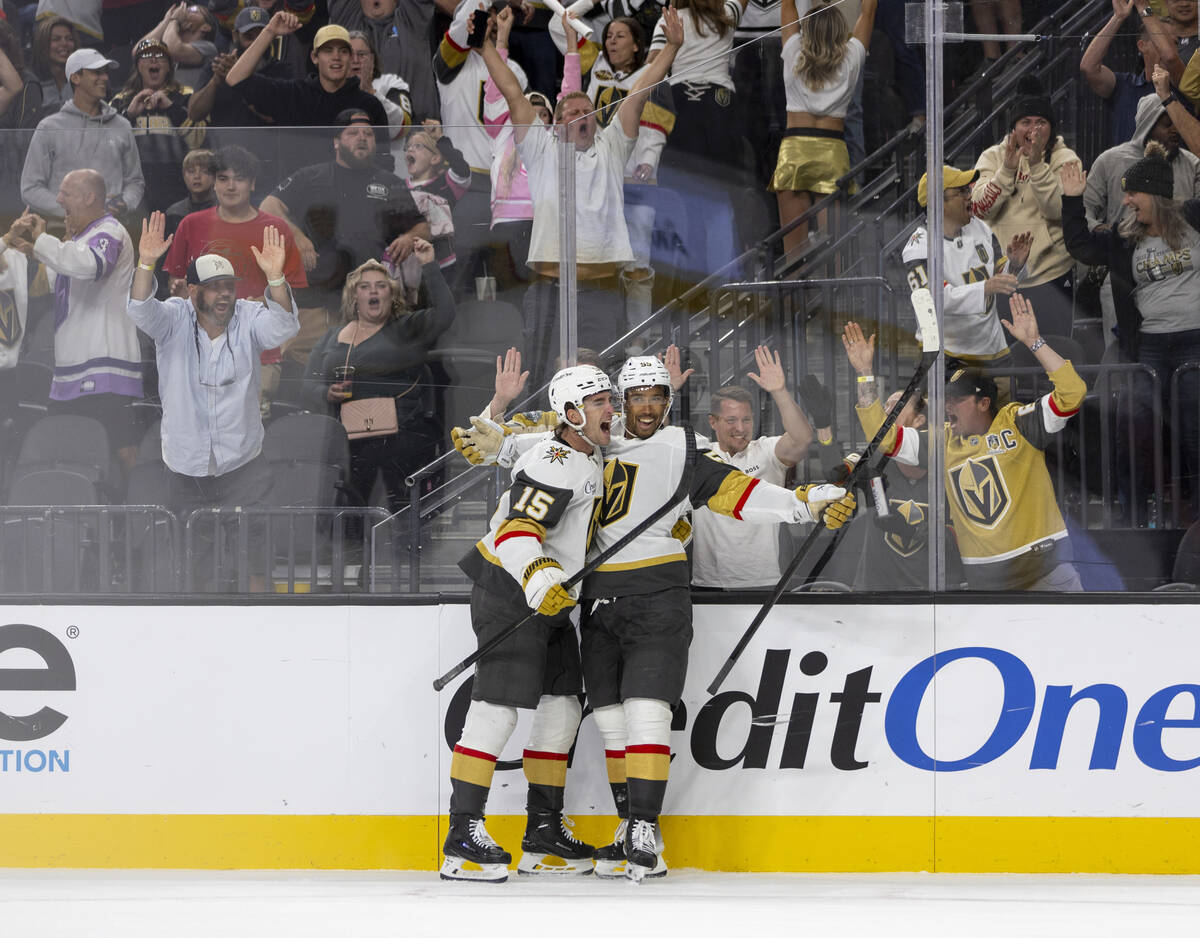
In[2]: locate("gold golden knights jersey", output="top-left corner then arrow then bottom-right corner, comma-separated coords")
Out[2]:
857,362 -> 1087,590
585,426 -> 810,598
459,434 -> 604,601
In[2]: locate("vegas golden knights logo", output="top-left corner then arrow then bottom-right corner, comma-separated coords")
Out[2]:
599,459 -> 638,528
885,500 -> 927,557
948,456 -> 1010,526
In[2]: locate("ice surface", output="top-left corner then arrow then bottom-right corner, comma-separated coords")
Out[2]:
3,870 -> 1200,937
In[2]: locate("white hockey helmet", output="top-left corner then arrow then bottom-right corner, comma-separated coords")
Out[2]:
616,355 -> 673,417
547,364 -> 612,433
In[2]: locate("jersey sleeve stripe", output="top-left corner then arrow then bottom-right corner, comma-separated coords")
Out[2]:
1047,394 -> 1080,418
495,517 -> 545,545
887,426 -> 905,458
731,476 -> 760,520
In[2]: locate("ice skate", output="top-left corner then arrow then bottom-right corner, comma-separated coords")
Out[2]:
440,814 -> 511,883
624,817 -> 667,883
517,811 -> 595,875
593,818 -> 628,878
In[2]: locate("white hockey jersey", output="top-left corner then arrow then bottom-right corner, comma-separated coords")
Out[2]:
902,217 -> 1013,362
460,433 -> 604,600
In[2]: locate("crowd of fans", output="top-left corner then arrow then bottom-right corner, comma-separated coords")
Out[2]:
1,0 -> 1199,592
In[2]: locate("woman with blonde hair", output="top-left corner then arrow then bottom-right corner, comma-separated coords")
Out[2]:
771,0 -> 876,257
302,242 -> 455,510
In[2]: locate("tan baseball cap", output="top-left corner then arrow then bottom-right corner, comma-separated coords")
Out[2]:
313,24 -> 352,50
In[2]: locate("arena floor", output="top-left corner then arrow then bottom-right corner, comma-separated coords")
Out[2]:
4,870 -> 1200,936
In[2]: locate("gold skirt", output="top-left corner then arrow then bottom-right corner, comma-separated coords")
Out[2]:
769,129 -> 854,195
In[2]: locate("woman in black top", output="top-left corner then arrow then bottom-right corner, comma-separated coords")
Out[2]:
303,240 -> 454,511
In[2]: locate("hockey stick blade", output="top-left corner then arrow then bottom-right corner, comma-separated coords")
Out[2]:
706,292 -> 940,696
433,426 -> 699,692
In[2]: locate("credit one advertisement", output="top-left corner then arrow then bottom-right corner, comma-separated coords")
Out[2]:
0,604 -> 1198,818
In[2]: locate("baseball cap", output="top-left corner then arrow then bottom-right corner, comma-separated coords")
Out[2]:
65,48 -> 119,80
234,6 -> 270,32
917,166 -> 980,207
186,254 -> 240,286
313,24 -> 352,50
945,367 -> 998,403
133,38 -> 169,58
335,108 -> 372,127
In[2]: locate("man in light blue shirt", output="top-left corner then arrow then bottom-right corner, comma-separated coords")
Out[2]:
128,212 -> 299,587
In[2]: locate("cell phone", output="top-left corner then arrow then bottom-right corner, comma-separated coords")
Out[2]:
467,8 -> 490,48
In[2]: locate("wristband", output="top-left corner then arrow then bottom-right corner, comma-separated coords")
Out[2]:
856,375 -> 875,384
1161,92 -> 1179,106
1028,337 -> 1046,353
266,276 -> 286,287
137,262 -> 155,272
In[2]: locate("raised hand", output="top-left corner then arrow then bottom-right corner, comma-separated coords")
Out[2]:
562,10 -> 578,48
1006,231 -> 1034,269
661,343 -> 694,390
841,321 -> 876,375
798,374 -> 833,428
1002,131 -> 1021,170
1059,161 -> 1086,198
1004,293 -> 1041,346
494,346 -> 528,408
747,344 -> 786,394
250,225 -> 286,280
1153,63 -> 1171,98
1112,0 -> 1135,18
661,5 -> 684,47
139,211 -> 174,262
268,11 -> 301,35
412,236 -> 435,265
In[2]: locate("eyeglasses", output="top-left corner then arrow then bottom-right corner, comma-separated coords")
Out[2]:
405,142 -> 435,154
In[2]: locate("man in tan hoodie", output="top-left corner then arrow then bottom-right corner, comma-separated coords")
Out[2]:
971,80 -> 1082,339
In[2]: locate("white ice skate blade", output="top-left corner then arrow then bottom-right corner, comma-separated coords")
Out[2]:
517,853 -> 594,876
439,856 -> 508,884
593,858 -> 626,879
623,857 -> 668,883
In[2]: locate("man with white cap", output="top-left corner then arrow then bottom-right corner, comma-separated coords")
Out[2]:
904,165 -> 1032,375
127,212 -> 299,573
20,48 -> 144,219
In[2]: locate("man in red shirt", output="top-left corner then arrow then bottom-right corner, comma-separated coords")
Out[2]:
164,144 -> 308,414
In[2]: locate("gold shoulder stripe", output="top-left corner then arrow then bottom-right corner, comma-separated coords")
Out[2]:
706,473 -> 757,518
496,517 -> 546,543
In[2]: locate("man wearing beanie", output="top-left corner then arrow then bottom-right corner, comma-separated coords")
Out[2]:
903,165 -> 1032,374
1085,90 -> 1200,350
972,78 -> 1082,339
1062,144 -> 1200,525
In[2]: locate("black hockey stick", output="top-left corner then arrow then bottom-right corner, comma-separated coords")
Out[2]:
433,424 -> 698,692
706,289 -> 940,695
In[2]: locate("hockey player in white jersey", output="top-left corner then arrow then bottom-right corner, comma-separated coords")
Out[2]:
443,365 -> 612,883
904,166 -> 1033,372
584,356 -> 855,880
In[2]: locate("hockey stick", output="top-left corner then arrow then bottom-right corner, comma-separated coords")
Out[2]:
433,424 -> 698,692
706,289 -> 940,695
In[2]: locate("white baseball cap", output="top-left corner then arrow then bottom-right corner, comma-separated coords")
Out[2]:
186,254 -> 239,286
65,48 -> 119,80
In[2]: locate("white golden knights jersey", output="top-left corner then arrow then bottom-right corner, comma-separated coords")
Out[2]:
585,426 -> 807,598
584,55 -> 675,178
459,434 -> 605,601
902,217 -> 1012,362
857,362 -> 1087,590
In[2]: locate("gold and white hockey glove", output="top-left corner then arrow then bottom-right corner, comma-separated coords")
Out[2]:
451,415 -> 514,466
795,483 -> 854,529
521,556 -> 576,617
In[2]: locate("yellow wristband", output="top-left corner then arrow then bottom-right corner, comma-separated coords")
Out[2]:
266,276 -> 286,287
856,375 -> 875,384
137,262 -> 155,272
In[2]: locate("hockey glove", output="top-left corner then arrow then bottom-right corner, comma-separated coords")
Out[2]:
821,492 -> 857,530
451,415 -> 513,466
670,515 -> 693,547
521,556 -> 576,618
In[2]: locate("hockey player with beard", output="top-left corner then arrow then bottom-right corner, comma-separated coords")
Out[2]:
443,364 -> 613,883
450,353 -> 855,880
904,165 -> 1033,375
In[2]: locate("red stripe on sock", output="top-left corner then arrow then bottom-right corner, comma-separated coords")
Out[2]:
453,745 -> 498,762
604,749 -> 626,759
522,749 -> 569,761
626,744 -> 670,755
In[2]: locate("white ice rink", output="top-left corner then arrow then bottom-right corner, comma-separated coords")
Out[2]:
5,870 -> 1200,937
